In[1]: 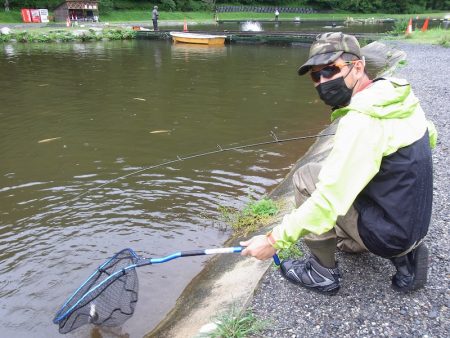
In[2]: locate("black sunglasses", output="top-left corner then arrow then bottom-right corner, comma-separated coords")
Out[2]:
310,61 -> 356,83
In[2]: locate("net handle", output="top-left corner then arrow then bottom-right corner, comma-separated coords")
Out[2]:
142,246 -> 280,265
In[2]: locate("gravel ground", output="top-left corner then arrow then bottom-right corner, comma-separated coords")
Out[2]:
249,42 -> 450,338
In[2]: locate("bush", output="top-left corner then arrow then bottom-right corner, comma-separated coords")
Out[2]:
0,34 -> 12,42
160,0 -> 176,11
99,0 -> 114,13
438,34 -> 449,47
388,19 -> 408,35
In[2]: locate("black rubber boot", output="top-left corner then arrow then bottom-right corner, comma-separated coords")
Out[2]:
390,243 -> 429,292
280,255 -> 341,294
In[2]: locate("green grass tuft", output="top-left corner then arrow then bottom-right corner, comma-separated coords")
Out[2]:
218,197 -> 279,237
202,306 -> 267,338
277,243 -> 303,263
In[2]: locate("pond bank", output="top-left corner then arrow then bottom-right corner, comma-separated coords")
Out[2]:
1,21 -> 448,45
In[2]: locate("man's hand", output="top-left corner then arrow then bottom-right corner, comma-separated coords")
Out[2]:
240,235 -> 276,260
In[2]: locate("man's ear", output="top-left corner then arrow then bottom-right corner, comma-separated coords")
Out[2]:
355,59 -> 366,79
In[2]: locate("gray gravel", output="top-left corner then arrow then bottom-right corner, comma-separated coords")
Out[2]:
249,42 -> 450,338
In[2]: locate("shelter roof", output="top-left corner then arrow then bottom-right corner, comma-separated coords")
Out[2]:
56,0 -> 99,10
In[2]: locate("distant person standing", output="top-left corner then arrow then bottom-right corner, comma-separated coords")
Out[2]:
4,0 -> 10,11
274,8 -> 279,22
152,5 -> 159,31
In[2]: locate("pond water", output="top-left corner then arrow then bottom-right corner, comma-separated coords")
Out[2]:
0,39 -> 334,337
165,18 -> 446,34
186,20 -> 396,34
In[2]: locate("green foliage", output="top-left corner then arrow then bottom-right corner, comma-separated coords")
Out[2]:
388,19 -> 408,35
0,33 -> 12,42
401,28 -> 450,47
338,0 -> 385,13
0,9 -> 21,22
277,243 -> 303,262
242,197 -> 278,217
170,0 -> 209,11
438,34 -> 449,48
218,197 -> 279,236
311,0 -> 449,13
160,0 -> 176,11
103,27 -> 136,39
203,306 -> 267,338
0,27 -> 136,43
100,0 -> 114,13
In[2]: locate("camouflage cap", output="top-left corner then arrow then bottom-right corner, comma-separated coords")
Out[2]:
298,32 -> 362,75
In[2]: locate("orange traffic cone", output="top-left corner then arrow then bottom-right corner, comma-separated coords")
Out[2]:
183,19 -> 188,32
66,16 -> 71,27
405,18 -> 413,35
421,17 -> 429,32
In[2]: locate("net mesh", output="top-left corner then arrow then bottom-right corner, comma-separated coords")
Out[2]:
54,248 -> 140,334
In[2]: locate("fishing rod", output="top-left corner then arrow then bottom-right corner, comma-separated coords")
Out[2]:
60,131 -> 335,206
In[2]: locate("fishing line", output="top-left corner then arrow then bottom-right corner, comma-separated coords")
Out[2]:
60,131 -> 334,207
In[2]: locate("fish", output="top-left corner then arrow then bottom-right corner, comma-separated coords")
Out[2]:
133,97 -> 146,101
149,130 -> 171,134
38,137 -> 62,143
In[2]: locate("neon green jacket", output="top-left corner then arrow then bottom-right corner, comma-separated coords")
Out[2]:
272,77 -> 437,249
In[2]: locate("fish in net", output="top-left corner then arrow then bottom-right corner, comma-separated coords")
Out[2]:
53,248 -> 140,334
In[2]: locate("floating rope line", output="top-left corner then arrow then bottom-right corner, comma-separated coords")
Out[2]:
59,131 -> 335,207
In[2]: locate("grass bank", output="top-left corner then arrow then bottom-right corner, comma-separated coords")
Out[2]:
0,27 -> 136,43
1,10 -> 448,23
1,26 -> 447,47
403,28 -> 449,46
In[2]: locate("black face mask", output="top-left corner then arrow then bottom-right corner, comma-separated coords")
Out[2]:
315,68 -> 356,108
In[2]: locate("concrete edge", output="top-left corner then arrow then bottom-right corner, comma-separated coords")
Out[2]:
144,196 -> 293,338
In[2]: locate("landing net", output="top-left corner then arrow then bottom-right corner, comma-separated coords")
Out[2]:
53,248 -> 140,334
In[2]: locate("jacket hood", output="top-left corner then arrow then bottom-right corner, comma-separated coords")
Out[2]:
331,77 -> 420,121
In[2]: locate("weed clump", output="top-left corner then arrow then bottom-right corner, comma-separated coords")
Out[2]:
218,197 -> 279,237
203,306 -> 267,338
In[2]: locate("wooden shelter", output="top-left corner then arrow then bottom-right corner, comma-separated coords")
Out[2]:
54,0 -> 99,22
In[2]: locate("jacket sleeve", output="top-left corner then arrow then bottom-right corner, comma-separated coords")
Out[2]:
271,112 -> 386,249
427,120 -> 437,149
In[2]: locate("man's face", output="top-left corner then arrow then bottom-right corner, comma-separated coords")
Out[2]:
310,57 -> 357,88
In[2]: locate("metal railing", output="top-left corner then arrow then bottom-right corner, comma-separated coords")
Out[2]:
215,6 -> 316,14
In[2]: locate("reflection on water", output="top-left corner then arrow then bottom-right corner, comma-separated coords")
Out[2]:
0,40 -> 329,337
3,44 -> 16,58
170,43 -> 227,60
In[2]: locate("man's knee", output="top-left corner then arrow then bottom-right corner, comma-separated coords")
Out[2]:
293,162 -> 321,195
